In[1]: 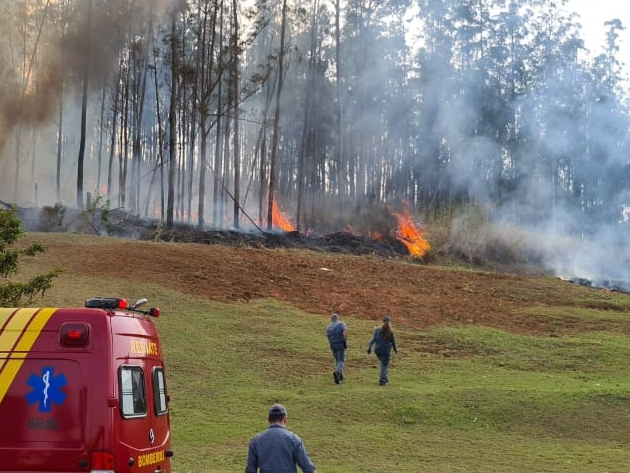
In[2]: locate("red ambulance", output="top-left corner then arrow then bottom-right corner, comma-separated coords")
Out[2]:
0,297 -> 173,473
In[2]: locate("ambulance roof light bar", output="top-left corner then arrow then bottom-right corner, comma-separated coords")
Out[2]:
85,297 -> 127,309
84,297 -> 160,318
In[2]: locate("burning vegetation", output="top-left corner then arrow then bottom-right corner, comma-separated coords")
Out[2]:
13,201 -> 430,260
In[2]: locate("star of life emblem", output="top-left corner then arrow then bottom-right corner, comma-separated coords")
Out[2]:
26,367 -> 67,413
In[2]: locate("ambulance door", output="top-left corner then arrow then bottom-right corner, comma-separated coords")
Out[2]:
147,360 -> 172,467
116,359 -> 171,473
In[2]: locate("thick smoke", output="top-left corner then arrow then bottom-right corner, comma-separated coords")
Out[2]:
1,1 -> 629,286
0,43 -> 62,157
414,5 -> 630,284
0,0 -> 180,161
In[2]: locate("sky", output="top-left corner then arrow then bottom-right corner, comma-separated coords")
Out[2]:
567,0 -> 629,76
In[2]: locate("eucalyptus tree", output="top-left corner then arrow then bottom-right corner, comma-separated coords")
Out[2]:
249,0 -> 337,230
576,18 -> 630,228
266,0 -> 288,231
76,0 -> 93,210
411,0 -> 461,213
192,0 -> 221,230
229,0 -> 242,228
166,12 -> 180,229
127,5 -> 156,218
243,1 -> 276,228
413,0 -> 534,212
333,0 -> 343,204
295,0 -> 335,231
492,0 -> 539,209
450,0 -> 506,203
338,0 -> 412,205
48,0 -> 74,203
515,0 -> 588,226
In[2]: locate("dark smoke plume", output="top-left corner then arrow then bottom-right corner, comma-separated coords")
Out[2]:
0,0 -> 180,157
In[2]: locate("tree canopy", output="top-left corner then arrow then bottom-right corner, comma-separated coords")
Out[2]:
0,0 -> 628,277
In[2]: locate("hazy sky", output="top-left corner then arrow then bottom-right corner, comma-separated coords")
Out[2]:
567,0 -> 629,74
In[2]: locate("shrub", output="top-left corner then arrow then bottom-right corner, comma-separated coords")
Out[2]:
0,206 -> 63,305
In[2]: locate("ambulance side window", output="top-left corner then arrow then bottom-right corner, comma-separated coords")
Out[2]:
119,366 -> 147,417
153,367 -> 168,415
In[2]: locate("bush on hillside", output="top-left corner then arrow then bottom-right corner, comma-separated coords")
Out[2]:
443,205 -> 545,266
0,206 -> 63,305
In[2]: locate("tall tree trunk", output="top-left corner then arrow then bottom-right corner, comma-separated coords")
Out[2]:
166,15 -> 179,229
267,0 -> 288,230
56,92 -> 63,202
296,0 -> 320,232
131,31 -> 149,217
212,0 -> 225,227
97,86 -> 106,196
107,56 -> 123,203
334,0 -> 343,200
77,0 -> 93,209
196,0 -> 219,230
231,0 -> 240,229
120,62 -> 130,209
152,46 -> 166,222
187,95 -> 195,224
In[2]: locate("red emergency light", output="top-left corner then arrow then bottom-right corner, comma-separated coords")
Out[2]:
60,322 -> 90,347
148,307 -> 161,317
85,297 -> 127,309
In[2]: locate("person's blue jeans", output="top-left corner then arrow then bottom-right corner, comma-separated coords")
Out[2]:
375,349 -> 390,384
331,343 -> 346,375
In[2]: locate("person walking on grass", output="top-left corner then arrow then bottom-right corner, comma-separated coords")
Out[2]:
326,312 -> 348,384
245,403 -> 318,473
366,314 -> 398,386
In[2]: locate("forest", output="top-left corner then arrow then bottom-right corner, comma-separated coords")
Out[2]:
0,0 -> 629,273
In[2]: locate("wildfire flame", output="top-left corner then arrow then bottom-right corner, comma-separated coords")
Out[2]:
272,200 -> 295,232
391,204 -> 430,258
343,204 -> 430,258
264,194 -> 295,232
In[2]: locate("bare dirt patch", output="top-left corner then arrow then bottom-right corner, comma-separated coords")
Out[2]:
28,232 -> 630,336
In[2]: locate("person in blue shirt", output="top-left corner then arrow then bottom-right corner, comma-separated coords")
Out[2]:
366,314 -> 398,386
245,403 -> 317,473
326,312 -> 348,384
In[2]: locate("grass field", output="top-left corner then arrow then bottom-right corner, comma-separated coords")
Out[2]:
18,233 -> 630,473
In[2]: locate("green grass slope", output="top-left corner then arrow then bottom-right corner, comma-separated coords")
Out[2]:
19,235 -> 630,473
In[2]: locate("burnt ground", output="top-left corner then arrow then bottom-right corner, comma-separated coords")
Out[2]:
12,203 -> 630,338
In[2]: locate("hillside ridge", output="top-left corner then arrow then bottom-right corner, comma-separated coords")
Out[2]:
23,232 -> 630,337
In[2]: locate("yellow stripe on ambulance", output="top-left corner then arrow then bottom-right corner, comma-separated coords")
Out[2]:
0,308 -> 58,406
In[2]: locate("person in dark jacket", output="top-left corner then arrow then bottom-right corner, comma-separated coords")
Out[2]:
366,314 -> 398,386
326,312 -> 348,384
245,403 -> 317,473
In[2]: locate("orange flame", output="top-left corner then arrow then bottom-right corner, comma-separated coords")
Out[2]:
264,193 -> 295,232
272,199 -> 295,232
392,204 -> 430,258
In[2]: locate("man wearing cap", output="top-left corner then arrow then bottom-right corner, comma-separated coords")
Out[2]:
245,403 -> 318,473
366,314 -> 398,386
326,312 -> 348,384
